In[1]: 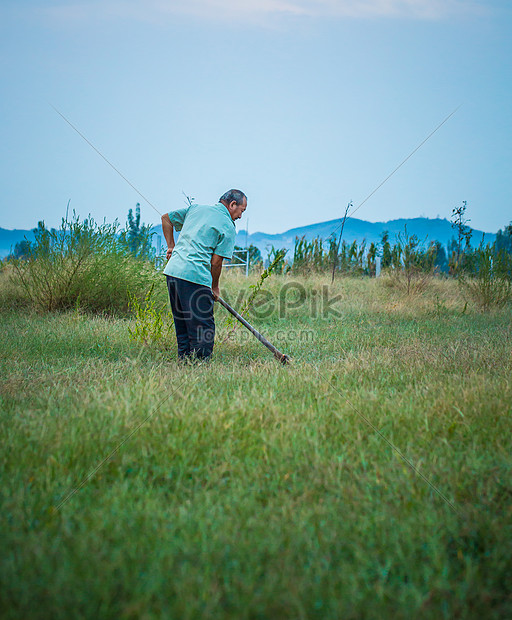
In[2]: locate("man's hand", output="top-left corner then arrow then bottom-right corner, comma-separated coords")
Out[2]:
211,286 -> 220,301
166,246 -> 174,260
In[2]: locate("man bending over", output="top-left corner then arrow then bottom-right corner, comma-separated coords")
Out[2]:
162,189 -> 247,360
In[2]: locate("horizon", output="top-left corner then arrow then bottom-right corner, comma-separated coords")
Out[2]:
1,212 -> 503,236
0,210 -> 501,261
0,214 -> 504,236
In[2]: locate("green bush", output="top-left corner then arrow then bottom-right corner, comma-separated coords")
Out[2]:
292,235 -> 376,277
382,227 -> 437,295
267,246 -> 288,274
292,235 -> 328,274
8,214 -> 161,314
128,283 -> 172,346
460,244 -> 512,310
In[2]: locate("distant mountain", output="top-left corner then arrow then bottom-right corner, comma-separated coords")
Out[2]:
233,217 -> 496,257
1,217 -> 497,260
0,228 -> 37,259
152,216 -> 496,259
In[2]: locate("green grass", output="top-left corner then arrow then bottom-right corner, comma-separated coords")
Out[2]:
1,274 -> 511,619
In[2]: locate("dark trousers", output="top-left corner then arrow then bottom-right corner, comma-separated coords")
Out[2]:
166,276 -> 215,359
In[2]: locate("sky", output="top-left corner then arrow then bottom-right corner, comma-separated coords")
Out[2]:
0,0 -> 511,236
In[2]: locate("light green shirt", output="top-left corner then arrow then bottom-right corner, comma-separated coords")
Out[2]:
163,203 -> 236,287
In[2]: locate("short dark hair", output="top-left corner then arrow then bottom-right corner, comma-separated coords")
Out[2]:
219,189 -> 247,206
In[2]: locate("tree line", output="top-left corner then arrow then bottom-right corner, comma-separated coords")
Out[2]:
266,202 -> 512,281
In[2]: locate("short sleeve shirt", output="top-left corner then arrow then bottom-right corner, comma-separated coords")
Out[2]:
163,203 -> 236,287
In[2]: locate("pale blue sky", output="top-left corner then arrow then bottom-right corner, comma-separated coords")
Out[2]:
1,1 -> 510,235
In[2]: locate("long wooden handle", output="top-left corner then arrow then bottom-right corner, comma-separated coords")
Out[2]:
217,297 -> 290,364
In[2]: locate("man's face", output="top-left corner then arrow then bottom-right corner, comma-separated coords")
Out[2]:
229,197 -> 247,221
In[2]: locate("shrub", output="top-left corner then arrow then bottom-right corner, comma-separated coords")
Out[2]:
450,200 -> 473,270
459,244 -> 512,310
128,283 -> 172,346
382,227 -> 436,295
380,230 -> 392,268
266,246 -> 288,275
293,235 -> 373,278
9,213 -> 159,314
292,236 -> 327,275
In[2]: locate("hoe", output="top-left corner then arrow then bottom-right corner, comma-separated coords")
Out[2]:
217,297 -> 290,365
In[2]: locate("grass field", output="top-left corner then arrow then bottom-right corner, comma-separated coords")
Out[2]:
1,273 -> 511,619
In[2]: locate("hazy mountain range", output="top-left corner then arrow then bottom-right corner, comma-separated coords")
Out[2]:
1,217 -> 497,259
151,216 -> 496,258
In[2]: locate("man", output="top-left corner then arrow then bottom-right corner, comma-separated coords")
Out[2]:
162,189 -> 247,360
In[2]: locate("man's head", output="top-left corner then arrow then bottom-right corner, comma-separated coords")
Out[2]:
219,189 -> 247,221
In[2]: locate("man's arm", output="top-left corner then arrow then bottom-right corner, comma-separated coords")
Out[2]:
211,254 -> 224,300
161,213 -> 175,260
